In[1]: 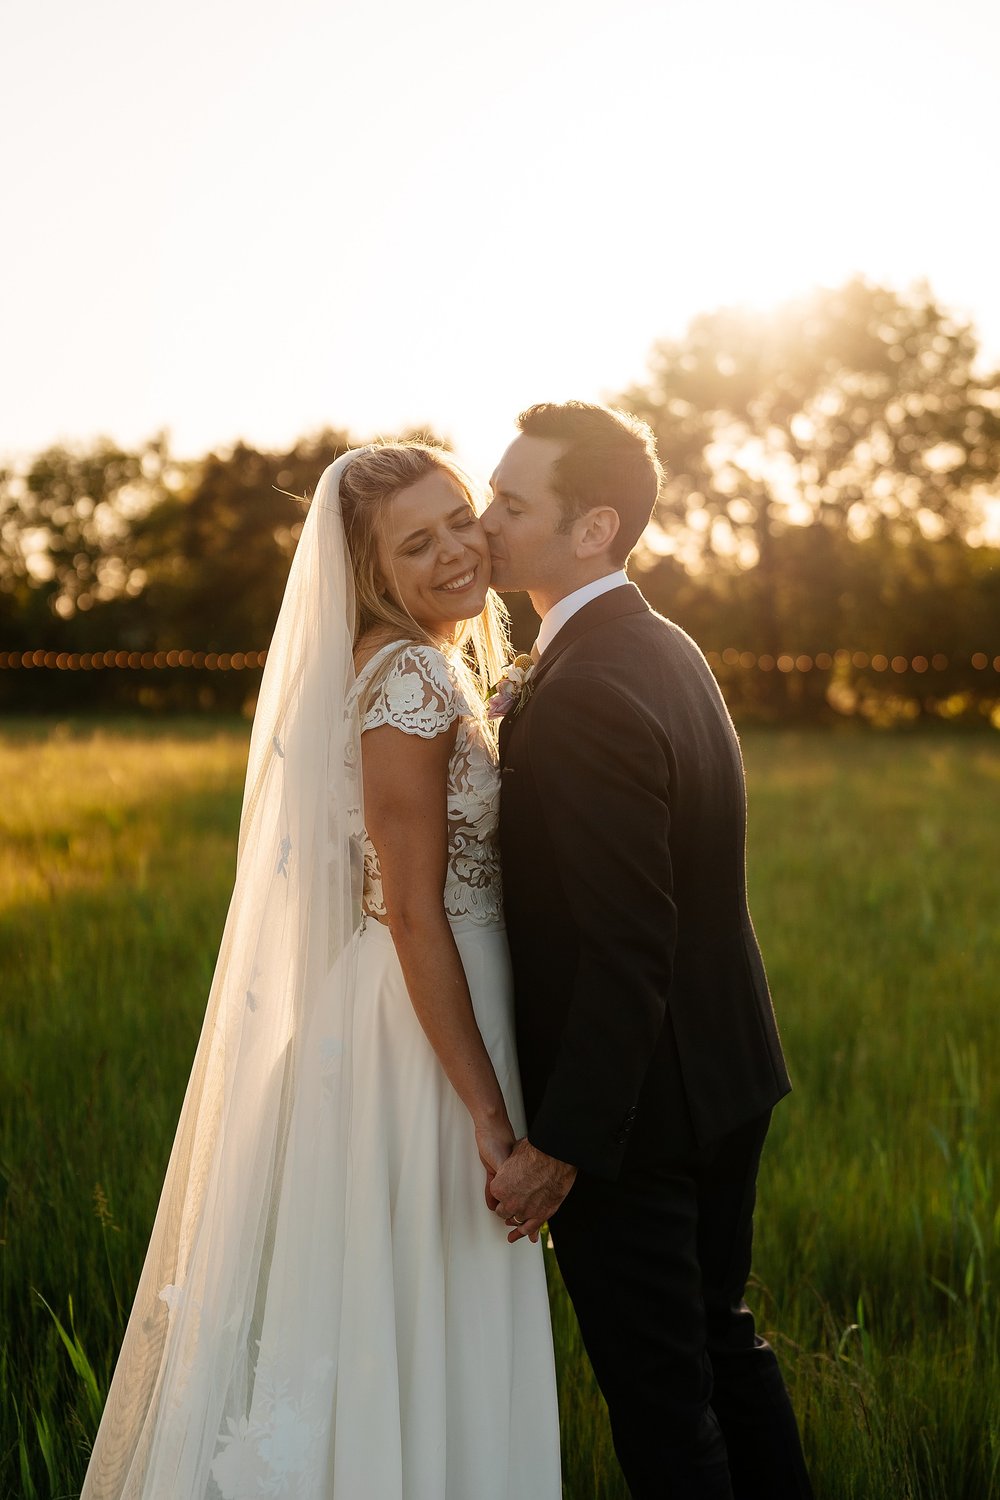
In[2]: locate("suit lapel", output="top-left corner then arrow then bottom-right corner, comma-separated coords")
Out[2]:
498,583 -> 649,764
498,702 -> 515,763
529,582 -> 649,692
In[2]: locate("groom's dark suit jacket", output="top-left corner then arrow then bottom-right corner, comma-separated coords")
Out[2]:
498,584 -> 791,1180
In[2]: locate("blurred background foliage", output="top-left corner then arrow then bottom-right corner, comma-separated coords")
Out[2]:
2,278 -> 997,726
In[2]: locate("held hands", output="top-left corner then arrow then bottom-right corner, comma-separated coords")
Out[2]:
475,1116 -> 517,1213
490,1138 -> 577,1244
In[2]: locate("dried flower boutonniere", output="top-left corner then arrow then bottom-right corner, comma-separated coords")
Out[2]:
486,654 -> 537,722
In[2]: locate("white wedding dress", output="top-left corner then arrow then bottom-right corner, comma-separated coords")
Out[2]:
208,640 -> 560,1500
80,451 -> 560,1500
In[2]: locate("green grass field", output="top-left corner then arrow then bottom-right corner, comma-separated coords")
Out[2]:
2,720 -> 998,1499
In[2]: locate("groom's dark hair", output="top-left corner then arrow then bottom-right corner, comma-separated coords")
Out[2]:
517,400 -> 663,563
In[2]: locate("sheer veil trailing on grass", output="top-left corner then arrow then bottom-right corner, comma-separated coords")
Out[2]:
82,451 -> 370,1499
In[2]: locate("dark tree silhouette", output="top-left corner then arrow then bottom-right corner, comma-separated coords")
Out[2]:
623,278 -> 1000,561
619,279 -> 1000,721
1,285 -> 996,725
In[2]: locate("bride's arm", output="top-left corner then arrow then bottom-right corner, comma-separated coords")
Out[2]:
361,719 -> 515,1195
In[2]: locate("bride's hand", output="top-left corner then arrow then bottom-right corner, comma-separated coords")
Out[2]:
475,1116 -> 516,1212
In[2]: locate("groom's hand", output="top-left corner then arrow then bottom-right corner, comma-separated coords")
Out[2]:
491,1138 -> 577,1244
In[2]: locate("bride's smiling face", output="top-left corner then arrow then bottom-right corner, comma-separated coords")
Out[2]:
376,471 -> 492,637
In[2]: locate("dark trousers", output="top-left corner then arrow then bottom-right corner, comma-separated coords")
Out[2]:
548,1111 -> 813,1500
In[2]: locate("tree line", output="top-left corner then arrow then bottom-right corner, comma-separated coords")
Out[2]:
1,278 -> 997,727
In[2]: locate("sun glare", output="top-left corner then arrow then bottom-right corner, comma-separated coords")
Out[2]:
0,0 -> 997,466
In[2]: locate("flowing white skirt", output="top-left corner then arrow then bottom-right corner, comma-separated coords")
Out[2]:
204,915 -> 562,1500
330,916 -> 562,1499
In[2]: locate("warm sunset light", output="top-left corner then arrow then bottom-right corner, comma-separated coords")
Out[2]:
2,0 -> 998,476
3,8 -> 999,1496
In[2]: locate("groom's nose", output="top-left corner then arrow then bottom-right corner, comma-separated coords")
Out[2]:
480,499 -> 499,535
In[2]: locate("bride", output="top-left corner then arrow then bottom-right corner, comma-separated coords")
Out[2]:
80,444 -> 562,1499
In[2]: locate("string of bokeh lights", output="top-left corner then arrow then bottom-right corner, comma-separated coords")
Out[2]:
0,650 -> 267,672
0,649 -> 997,674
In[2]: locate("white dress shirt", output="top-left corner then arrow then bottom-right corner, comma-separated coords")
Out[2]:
534,570 -> 630,658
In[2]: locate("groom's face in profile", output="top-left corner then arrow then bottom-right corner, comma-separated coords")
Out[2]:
482,435 -> 574,594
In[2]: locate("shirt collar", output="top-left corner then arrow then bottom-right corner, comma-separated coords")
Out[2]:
535,570 -> 630,658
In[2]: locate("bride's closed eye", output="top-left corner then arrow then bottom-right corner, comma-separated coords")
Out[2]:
405,517 -> 477,554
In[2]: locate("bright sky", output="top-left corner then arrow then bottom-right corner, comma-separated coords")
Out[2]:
2,0 -> 997,480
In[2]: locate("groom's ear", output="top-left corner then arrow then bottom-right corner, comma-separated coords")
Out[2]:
574,506 -> 620,560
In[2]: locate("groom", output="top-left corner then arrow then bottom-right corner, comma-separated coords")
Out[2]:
484,403 -> 812,1500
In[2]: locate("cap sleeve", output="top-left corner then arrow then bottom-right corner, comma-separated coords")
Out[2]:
359,642 -> 471,739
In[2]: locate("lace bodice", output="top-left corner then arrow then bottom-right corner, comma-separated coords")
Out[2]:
354,640 -> 503,927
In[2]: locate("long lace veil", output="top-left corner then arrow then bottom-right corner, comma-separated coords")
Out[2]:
81,450 -> 368,1499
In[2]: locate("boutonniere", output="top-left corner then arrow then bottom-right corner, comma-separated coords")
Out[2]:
486,654 -> 537,721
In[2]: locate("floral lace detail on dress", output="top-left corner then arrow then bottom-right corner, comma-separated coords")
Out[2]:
356,642 -> 502,926
360,642 -> 466,739
210,1350 -> 335,1498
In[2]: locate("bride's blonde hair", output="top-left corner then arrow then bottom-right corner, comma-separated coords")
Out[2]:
338,442 -> 510,691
